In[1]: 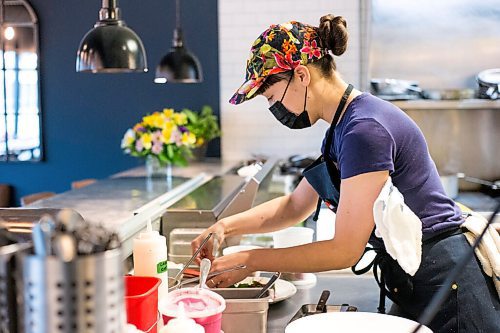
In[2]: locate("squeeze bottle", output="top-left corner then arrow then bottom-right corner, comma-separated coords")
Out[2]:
133,219 -> 169,298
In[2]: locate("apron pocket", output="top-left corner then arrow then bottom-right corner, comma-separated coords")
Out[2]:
412,284 -> 459,333
378,254 -> 414,304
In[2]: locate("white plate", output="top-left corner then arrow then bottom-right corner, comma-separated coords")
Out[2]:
285,312 -> 433,333
236,276 -> 297,304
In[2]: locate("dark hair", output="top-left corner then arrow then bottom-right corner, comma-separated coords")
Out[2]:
256,14 -> 348,95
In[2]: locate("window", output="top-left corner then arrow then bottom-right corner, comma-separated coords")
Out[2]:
0,0 -> 41,162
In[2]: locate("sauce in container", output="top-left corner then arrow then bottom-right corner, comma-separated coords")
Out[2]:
160,287 -> 226,333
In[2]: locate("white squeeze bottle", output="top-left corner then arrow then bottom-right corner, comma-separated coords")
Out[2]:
160,303 -> 205,333
133,219 -> 169,298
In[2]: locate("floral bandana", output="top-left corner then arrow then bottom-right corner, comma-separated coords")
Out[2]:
229,21 -> 328,105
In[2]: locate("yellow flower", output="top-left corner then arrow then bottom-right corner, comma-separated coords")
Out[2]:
162,126 -> 174,144
181,132 -> 196,145
163,108 -> 174,118
142,112 -> 164,128
140,133 -> 152,149
173,112 -> 188,125
162,120 -> 175,131
196,138 -> 205,146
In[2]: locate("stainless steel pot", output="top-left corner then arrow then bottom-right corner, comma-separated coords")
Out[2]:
370,78 -> 422,100
440,174 -> 459,199
440,173 -> 500,199
477,68 -> 500,100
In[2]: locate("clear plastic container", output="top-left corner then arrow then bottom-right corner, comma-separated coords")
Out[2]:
273,227 -> 314,248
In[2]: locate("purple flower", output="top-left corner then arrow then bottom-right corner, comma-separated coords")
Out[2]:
152,131 -> 163,144
135,140 -> 144,152
178,126 -> 188,133
135,125 -> 147,133
151,142 -> 163,155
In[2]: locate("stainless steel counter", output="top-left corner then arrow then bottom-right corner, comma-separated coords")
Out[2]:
392,99 -> 500,110
24,160 -> 243,257
267,272 -> 385,332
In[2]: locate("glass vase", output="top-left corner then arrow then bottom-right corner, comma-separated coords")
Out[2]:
145,155 -> 173,190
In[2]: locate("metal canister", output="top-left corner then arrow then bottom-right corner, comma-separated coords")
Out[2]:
0,243 -> 31,333
21,248 -> 125,333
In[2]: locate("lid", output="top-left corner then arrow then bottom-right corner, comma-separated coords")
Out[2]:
159,287 -> 226,319
160,303 -> 204,333
477,68 -> 500,84
137,219 -> 163,240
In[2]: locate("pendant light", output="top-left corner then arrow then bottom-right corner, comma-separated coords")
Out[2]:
76,0 -> 147,73
154,0 -> 203,83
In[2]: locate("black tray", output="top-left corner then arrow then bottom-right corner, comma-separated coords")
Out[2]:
289,303 -> 357,324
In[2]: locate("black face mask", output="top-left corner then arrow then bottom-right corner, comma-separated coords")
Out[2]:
269,75 -> 311,129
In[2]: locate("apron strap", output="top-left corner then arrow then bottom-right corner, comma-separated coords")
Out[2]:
351,246 -> 400,314
324,84 -> 354,155
312,197 -> 322,221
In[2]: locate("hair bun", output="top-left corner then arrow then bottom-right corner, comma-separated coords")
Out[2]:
318,14 -> 348,56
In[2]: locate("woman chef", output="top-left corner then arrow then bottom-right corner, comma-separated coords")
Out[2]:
191,14 -> 499,332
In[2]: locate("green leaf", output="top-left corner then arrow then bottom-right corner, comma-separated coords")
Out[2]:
167,145 -> 174,159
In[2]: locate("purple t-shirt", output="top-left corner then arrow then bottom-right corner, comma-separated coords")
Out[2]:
321,93 -> 463,236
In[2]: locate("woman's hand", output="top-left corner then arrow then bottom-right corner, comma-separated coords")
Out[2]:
205,251 -> 255,288
191,221 -> 226,265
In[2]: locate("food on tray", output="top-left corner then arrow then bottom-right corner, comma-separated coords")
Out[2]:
229,280 -> 266,288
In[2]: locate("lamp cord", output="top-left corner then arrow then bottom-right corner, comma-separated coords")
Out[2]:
411,200 -> 500,333
175,0 -> 181,30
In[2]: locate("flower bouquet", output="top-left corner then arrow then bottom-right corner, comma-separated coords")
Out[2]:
121,108 -> 197,168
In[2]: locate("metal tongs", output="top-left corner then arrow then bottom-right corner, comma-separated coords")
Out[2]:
173,232 -> 214,284
255,272 -> 281,298
178,264 -> 248,288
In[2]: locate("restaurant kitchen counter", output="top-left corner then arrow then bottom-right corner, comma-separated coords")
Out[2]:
392,98 -> 500,110
26,159 -> 242,258
267,272 -> 385,332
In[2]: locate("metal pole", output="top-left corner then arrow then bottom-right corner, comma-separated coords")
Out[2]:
1,0 -> 9,161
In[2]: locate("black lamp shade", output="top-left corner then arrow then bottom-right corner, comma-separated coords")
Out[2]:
154,46 -> 203,83
76,23 -> 147,73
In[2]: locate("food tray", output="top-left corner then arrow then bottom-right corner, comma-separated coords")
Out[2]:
289,303 -> 357,324
211,288 -> 270,333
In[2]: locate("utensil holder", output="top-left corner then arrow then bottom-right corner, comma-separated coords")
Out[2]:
0,243 -> 32,333
21,248 -> 125,333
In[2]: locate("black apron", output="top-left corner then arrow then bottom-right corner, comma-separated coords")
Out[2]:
302,84 -> 353,218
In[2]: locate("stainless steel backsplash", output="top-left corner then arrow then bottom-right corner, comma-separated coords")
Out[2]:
403,107 -> 500,187
368,0 -> 500,90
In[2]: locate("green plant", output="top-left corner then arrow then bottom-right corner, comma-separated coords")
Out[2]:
183,105 -> 221,147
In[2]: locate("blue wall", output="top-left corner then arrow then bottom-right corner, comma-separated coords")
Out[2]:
0,0 -> 220,205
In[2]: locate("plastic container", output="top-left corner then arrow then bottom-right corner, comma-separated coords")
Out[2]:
222,245 -> 262,256
125,276 -> 162,332
273,227 -> 314,248
133,219 -> 169,298
159,303 -> 204,333
160,287 -> 226,333
222,245 -> 262,277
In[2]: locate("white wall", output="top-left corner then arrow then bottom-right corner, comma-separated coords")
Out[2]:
218,0 -> 364,161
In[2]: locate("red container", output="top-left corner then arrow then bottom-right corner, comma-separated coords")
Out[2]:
160,288 -> 226,333
125,276 -> 162,332
162,312 -> 223,333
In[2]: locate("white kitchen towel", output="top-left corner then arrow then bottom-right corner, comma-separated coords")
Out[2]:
461,212 -> 500,298
373,177 -> 422,276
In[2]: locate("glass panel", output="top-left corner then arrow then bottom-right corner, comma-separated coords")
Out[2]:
2,113 -> 39,161
0,0 -> 41,162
